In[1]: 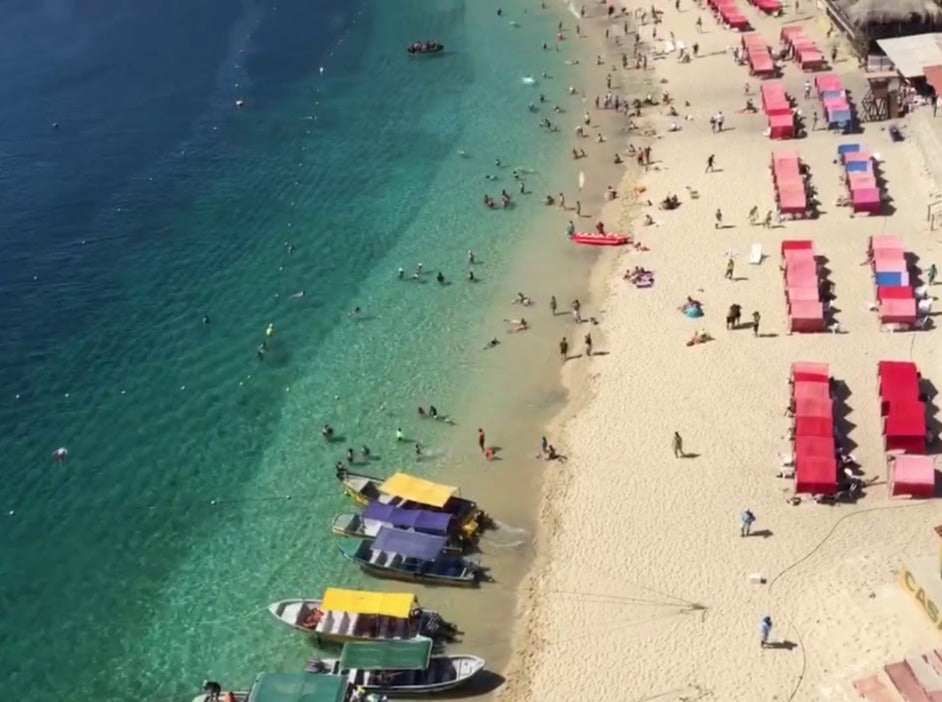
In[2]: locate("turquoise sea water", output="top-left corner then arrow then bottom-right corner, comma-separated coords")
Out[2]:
0,0 -> 580,697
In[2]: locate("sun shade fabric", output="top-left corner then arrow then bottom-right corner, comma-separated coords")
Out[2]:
891,455 -> 935,498
795,454 -> 837,494
795,416 -> 833,437
372,526 -> 447,561
247,673 -> 348,702
339,639 -> 433,671
362,502 -> 452,534
321,588 -> 416,618
379,472 -> 457,508
791,361 -> 829,382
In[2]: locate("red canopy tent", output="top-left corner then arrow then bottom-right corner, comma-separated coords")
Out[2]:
879,298 -> 917,326
869,235 -> 903,255
781,239 -> 812,253
795,395 -> 833,421
851,188 -> 881,214
761,82 -> 791,115
884,402 -> 927,453
795,415 -> 833,436
795,435 -> 835,458
877,285 -> 914,301
795,454 -> 837,494
890,455 -> 936,498
787,286 -> 819,303
768,112 -> 795,139
791,361 -> 829,382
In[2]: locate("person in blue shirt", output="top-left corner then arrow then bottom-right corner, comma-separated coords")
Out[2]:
759,616 -> 773,648
740,509 -> 756,537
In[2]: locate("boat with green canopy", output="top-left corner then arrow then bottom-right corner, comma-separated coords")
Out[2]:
306,640 -> 485,695
191,671 -> 349,702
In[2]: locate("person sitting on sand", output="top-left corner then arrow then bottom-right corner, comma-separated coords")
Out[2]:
505,318 -> 529,332
545,194 -> 555,206
643,213 -> 655,226
686,329 -> 712,346
484,338 -> 500,349
614,153 -> 622,164
595,220 -> 605,234
514,292 -> 533,306
679,296 -> 703,317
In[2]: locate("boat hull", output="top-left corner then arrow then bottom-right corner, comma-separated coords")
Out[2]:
267,599 -> 448,643
338,543 -> 480,588
314,654 -> 485,694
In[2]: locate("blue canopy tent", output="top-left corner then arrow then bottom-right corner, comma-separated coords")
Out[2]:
371,527 -> 447,561
362,502 -> 453,535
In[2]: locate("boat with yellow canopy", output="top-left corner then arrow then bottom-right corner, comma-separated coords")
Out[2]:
335,468 -> 488,541
266,587 -> 458,644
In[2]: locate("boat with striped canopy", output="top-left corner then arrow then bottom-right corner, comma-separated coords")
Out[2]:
266,587 -> 457,644
335,468 -> 487,541
306,640 -> 485,695
330,502 -> 465,552
338,526 -> 483,586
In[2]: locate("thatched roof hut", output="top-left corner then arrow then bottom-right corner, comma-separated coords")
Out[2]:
825,0 -> 942,53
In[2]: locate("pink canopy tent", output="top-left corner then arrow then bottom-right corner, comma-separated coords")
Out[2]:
795,415 -> 833,437
795,394 -> 833,419
780,25 -> 804,44
879,298 -> 917,326
778,183 -> 806,211
787,286 -> 819,302
851,188 -> 881,214
795,454 -> 837,494
799,50 -> 825,70
791,361 -> 829,382
890,455 -> 936,498
868,235 -> 904,260
815,73 -> 842,93
768,113 -> 795,139
785,255 -> 816,280
793,381 -> 831,401
789,301 -> 825,332
872,251 -> 906,272
884,403 -> 927,454
761,82 -> 791,115
749,51 -> 775,76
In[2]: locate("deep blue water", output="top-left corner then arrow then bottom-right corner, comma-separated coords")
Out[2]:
0,0 -> 577,697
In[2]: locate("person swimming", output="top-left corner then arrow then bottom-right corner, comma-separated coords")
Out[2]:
484,338 -> 500,349
418,406 -> 427,417
398,267 -> 405,278
346,447 -> 355,464
436,271 -> 446,284
361,445 -> 371,459
348,306 -> 361,317
322,424 -> 335,439
468,270 -> 476,281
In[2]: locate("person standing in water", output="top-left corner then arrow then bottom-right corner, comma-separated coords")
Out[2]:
477,428 -> 486,452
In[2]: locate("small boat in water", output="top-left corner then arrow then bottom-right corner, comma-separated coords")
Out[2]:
192,672 -> 349,702
330,502 -> 465,552
307,640 -> 485,695
407,41 -> 444,54
336,468 -> 489,541
267,587 -> 459,644
339,526 -> 484,587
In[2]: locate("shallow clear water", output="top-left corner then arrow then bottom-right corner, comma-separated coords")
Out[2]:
0,0 -> 579,697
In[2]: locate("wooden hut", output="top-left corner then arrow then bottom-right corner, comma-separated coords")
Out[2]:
824,0 -> 942,55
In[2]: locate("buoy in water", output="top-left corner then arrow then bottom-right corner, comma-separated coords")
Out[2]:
53,447 -> 68,462
235,99 -> 244,108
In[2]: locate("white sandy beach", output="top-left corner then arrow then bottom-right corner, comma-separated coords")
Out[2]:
501,1 -> 942,700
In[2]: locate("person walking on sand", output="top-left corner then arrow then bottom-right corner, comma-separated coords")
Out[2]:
740,508 -> 756,536
705,153 -> 715,172
559,336 -> 569,361
928,262 -> 938,285
752,310 -> 761,336
584,332 -> 592,356
803,80 -> 812,99
550,295 -> 558,315
759,616 -> 773,648
725,256 -> 735,280
477,428 -> 486,452
748,205 -> 759,224
762,210 -> 773,227
696,16 -> 703,32
559,192 -> 566,209
714,208 -> 723,229
575,200 -> 581,215
811,111 -> 819,131
672,431 -> 684,458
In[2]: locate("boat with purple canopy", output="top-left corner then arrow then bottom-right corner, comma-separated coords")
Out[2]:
338,526 -> 484,587
331,503 -> 467,552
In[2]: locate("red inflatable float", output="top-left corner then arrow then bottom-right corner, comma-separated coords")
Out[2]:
571,233 -> 630,246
